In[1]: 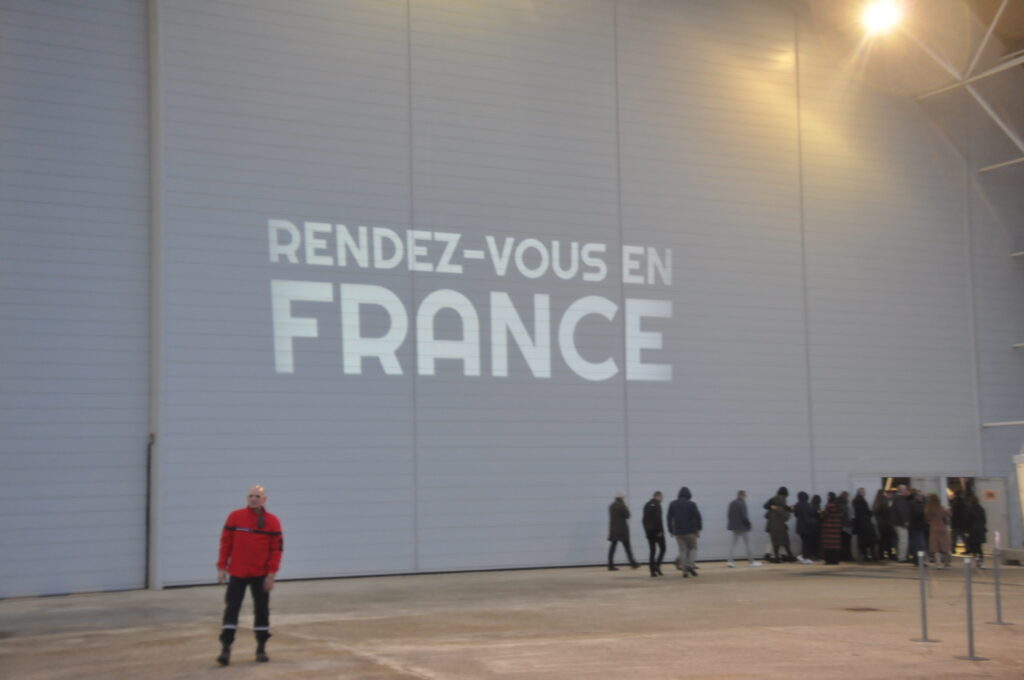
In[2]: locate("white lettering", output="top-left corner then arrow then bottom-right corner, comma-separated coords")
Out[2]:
340,284 -> 407,375
268,219 -> 301,264
581,243 -> 607,282
625,299 -> 672,381
559,295 -> 618,381
622,245 -> 645,284
486,236 -> 515,276
490,292 -> 550,378
407,229 -> 433,273
373,227 -> 404,269
336,225 -> 369,268
417,289 -> 480,376
648,247 -> 672,286
514,238 -> 550,279
551,240 -> 579,280
434,231 -> 463,274
271,279 -> 334,373
304,222 -> 334,266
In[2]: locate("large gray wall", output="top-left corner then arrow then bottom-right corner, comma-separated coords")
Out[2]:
2,0 -> 1021,596
0,0 -> 150,597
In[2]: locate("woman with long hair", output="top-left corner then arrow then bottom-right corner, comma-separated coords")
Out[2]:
923,493 -> 951,568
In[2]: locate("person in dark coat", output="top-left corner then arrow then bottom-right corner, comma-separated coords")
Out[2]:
872,489 -> 895,560
793,491 -> 818,562
726,490 -> 762,567
667,486 -> 702,578
811,493 -> 823,555
949,490 -> 968,555
764,486 -> 797,563
852,488 -> 879,561
907,489 -> 927,564
837,491 -> 854,561
966,495 -> 987,568
642,491 -> 666,577
607,494 -> 639,571
820,492 -> 843,565
889,485 -> 911,561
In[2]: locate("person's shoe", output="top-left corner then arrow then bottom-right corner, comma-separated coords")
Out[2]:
630,563 -> 640,569
256,650 -> 270,663
686,566 -> 698,577
682,570 -> 688,578
750,560 -> 763,567
216,644 -> 231,667
650,572 -> 658,577
608,566 -> 619,571
727,560 -> 736,568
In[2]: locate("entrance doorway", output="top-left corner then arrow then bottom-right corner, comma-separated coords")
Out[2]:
849,475 -> 1009,555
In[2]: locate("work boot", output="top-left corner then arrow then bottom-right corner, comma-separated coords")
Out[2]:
255,632 -> 271,663
217,630 -> 234,666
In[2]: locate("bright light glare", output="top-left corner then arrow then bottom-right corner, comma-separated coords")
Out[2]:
861,0 -> 902,35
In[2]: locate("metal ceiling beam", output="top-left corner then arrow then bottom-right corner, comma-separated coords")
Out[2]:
979,156 -> 1024,172
914,52 -> 1024,101
904,29 -> 1024,156
965,0 -> 1009,77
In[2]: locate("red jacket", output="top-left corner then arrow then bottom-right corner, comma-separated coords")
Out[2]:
217,507 -> 283,578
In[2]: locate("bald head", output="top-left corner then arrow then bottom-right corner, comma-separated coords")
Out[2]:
247,485 -> 266,510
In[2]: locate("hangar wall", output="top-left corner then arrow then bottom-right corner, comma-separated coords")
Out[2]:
1,0 -> 1020,596
0,0 -> 150,597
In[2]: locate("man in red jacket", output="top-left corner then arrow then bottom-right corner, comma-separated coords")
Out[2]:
216,484 -> 283,666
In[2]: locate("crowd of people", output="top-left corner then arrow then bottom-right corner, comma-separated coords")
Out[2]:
608,484 -> 988,577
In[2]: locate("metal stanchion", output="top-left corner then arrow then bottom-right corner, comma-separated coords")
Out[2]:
955,558 -> 988,661
987,546 -> 1014,626
911,551 -> 938,642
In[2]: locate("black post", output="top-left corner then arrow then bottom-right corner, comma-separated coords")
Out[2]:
911,551 -> 937,642
988,547 -> 1014,626
955,558 -> 988,661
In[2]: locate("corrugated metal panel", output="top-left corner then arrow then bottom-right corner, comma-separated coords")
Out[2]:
0,0 -> 150,597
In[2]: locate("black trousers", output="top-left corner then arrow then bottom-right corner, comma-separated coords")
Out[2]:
608,539 -> 638,567
221,576 -> 271,644
799,532 -> 817,560
646,535 -> 666,573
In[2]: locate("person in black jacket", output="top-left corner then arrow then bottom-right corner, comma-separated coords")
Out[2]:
872,489 -> 896,560
949,490 -> 968,555
852,487 -> 879,561
889,485 -> 911,561
607,494 -> 639,571
965,495 -> 987,568
667,487 -> 702,578
908,489 -> 928,564
642,491 -> 666,577
793,491 -> 818,562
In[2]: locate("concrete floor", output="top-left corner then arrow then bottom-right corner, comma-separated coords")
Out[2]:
2,559 -> 1023,679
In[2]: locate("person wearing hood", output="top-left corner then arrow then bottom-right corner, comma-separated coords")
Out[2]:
607,494 -> 640,571
667,486 -> 702,577
793,491 -> 818,563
